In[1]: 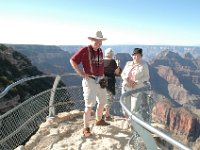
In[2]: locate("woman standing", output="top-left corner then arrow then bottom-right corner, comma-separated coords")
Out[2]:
104,48 -> 121,120
121,48 -> 150,112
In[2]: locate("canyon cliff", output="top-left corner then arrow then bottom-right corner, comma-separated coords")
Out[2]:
153,100 -> 200,147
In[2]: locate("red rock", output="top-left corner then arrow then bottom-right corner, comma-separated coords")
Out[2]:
153,100 -> 200,142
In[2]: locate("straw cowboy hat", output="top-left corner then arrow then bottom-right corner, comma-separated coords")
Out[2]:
88,31 -> 107,41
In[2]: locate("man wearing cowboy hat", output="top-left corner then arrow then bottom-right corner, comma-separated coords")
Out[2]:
70,31 -> 110,137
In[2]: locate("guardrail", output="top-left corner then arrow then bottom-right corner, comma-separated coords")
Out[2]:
0,73 -> 83,150
120,84 -> 192,150
0,74 -> 123,150
0,74 -> 193,150
0,73 -> 78,100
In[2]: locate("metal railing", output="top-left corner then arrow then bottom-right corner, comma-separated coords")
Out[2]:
120,84 -> 192,150
0,73 -> 84,150
0,74 -> 123,150
0,73 -> 78,100
0,74 -> 193,150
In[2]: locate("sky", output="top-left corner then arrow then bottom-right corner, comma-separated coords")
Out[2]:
0,0 -> 200,46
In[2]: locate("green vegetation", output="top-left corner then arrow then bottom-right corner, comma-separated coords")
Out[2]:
0,44 -> 8,51
12,51 -> 31,64
0,44 -> 65,113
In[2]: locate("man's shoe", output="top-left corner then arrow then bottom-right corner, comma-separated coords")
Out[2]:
83,127 -> 91,137
96,119 -> 110,126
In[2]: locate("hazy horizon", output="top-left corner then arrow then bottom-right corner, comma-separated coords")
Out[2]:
3,43 -> 200,47
0,0 -> 200,46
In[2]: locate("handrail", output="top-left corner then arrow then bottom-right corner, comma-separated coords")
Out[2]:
120,86 -> 191,150
0,72 -> 79,118
0,74 -> 57,100
0,73 -> 78,100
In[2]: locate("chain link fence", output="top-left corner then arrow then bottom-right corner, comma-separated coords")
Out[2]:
0,86 -> 85,150
0,74 -> 191,150
0,75 -> 123,150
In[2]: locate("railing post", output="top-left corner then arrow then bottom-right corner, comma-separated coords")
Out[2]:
49,75 -> 61,118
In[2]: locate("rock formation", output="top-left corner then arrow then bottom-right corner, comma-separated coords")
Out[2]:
153,100 -> 200,143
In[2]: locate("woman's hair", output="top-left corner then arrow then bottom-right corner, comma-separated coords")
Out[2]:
105,48 -> 114,58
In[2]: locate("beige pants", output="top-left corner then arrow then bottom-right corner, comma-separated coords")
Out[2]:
82,78 -> 107,107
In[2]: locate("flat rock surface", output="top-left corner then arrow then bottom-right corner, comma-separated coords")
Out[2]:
15,110 -> 135,150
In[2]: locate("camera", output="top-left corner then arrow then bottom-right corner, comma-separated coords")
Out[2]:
98,78 -> 108,89
94,76 -> 107,88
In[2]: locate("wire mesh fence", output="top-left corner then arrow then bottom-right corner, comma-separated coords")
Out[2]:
128,93 -> 155,150
0,86 -> 84,150
0,89 -> 50,150
0,84 -> 123,150
0,74 -> 191,150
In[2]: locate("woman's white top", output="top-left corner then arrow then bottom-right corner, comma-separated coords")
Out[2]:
121,60 -> 150,90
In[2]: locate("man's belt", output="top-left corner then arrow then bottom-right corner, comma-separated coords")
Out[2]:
88,75 -> 103,85
88,75 -> 96,80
